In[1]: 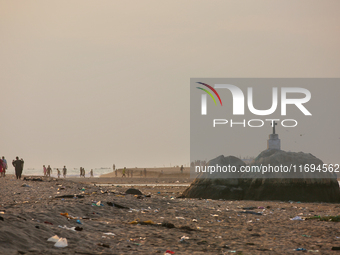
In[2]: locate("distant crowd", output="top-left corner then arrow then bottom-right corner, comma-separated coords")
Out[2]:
42,165 -> 94,178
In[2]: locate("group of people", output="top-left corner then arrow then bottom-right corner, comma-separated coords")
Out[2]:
0,156 -> 8,177
79,167 -> 93,177
43,165 -> 67,178
0,156 -> 25,179
120,167 -> 147,178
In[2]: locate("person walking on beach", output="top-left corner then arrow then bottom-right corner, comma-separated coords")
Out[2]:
43,165 -> 47,176
12,157 -> 24,179
180,165 -> 184,174
90,169 -> 93,177
63,166 -> 67,178
122,167 -> 126,177
0,158 -> 3,178
2,156 -> 7,177
113,164 -> 115,172
57,168 -> 61,178
80,167 -> 85,177
47,165 -> 52,177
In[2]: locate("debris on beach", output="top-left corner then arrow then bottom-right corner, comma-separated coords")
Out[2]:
47,235 -> 60,242
54,238 -> 68,248
306,215 -> 340,222
106,201 -> 129,209
290,216 -> 304,221
58,225 -> 76,231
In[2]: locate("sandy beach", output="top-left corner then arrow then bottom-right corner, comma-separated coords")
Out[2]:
0,175 -> 340,254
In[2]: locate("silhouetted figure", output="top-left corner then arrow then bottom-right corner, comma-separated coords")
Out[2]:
180,165 -> 184,174
47,165 -> 52,177
2,156 -> 7,177
63,166 -> 67,178
122,167 -> 126,177
12,157 -> 24,179
0,158 -> 3,178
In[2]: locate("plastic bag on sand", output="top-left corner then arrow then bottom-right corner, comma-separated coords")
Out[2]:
58,225 -> 76,231
291,216 -> 304,221
54,238 -> 68,248
165,250 -> 175,254
47,235 -> 60,242
104,232 -> 115,236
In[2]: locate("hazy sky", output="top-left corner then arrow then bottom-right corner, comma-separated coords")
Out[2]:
1,1 -> 339,169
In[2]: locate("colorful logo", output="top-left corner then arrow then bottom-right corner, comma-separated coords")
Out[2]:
196,82 -> 222,106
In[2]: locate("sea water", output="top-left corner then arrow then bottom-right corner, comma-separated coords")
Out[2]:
5,167 -> 112,178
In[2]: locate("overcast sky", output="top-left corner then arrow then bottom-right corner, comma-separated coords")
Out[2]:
1,1 -> 339,169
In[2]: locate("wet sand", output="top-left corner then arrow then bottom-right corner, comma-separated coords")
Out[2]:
1,175 -> 340,254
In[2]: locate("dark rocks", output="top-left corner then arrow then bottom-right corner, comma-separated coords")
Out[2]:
182,149 -> 340,203
125,188 -> 143,195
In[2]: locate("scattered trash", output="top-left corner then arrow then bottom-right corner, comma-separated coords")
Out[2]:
106,201 -> 129,209
76,220 -> 82,224
296,248 -> 307,251
23,177 -> 43,181
103,232 -> 115,236
47,235 -> 60,242
242,207 -> 256,210
55,195 -> 84,199
307,215 -> 340,222
240,211 -> 262,215
307,250 -> 319,253
125,188 -> 143,195
302,234 -> 311,237
192,219 -> 197,222
21,184 -> 31,187
58,225 -> 76,231
176,217 -> 185,220
54,238 -> 68,248
60,212 -> 78,220
133,243 -> 141,246
75,227 -> 83,231
258,206 -> 265,209
165,250 -> 175,254
129,219 -> 155,225
44,221 -> 53,225
97,243 -> 110,248
290,216 -> 304,221
179,236 -> 189,243
161,222 -> 175,228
